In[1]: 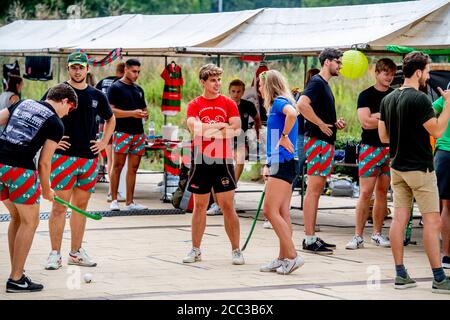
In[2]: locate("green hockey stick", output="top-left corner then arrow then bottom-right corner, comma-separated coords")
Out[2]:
54,196 -> 102,220
241,188 -> 266,251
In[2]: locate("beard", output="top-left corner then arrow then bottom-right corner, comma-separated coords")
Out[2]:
331,69 -> 340,77
70,76 -> 86,84
419,77 -> 428,89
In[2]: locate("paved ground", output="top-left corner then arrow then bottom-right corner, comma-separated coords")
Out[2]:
0,173 -> 449,300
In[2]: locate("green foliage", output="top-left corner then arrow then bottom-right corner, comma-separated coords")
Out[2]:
302,0 -> 410,6
1,0 -> 415,24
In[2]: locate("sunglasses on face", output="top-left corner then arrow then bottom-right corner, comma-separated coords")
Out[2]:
67,101 -> 77,112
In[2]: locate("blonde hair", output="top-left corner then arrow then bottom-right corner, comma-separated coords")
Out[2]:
259,70 -> 295,111
199,64 -> 223,81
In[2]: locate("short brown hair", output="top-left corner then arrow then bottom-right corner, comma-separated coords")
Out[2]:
402,52 -> 431,78
375,58 -> 397,74
199,64 -> 223,81
46,83 -> 78,108
229,79 -> 245,90
116,62 -> 125,74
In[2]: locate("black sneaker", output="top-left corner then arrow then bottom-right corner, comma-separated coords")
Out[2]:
302,239 -> 334,255
443,256 -> 450,269
317,237 -> 337,249
6,274 -> 44,293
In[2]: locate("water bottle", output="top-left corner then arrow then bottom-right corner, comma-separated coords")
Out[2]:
148,121 -> 155,146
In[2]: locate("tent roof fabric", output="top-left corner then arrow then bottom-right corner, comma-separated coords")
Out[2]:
185,0 -> 449,55
0,0 -> 448,57
370,3 -> 450,50
0,10 -> 261,55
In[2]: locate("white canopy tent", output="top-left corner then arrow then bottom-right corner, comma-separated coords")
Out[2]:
183,0 -> 450,55
0,0 -> 448,57
0,9 -> 262,56
369,1 -> 450,51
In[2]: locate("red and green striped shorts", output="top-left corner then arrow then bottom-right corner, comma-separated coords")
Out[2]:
358,144 -> 390,178
50,154 -> 99,193
113,131 -> 146,156
0,164 -> 41,205
305,136 -> 335,177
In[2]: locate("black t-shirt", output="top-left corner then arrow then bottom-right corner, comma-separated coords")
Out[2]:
42,82 -> 113,159
301,75 -> 337,144
95,76 -> 120,96
237,99 -> 258,132
357,86 -> 393,147
380,88 -> 436,172
0,100 -> 64,170
258,96 -> 267,125
107,80 -> 146,135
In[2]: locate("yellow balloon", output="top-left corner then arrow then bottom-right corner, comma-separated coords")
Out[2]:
340,50 -> 368,79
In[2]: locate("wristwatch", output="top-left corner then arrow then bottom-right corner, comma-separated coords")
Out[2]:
281,132 -> 288,138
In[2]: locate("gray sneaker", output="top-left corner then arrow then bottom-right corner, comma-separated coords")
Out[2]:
276,256 -> 305,275
432,277 -> 450,294
182,248 -> 201,263
232,249 -> 245,265
345,235 -> 364,250
68,248 -> 97,267
260,258 -> 283,272
394,274 -> 417,290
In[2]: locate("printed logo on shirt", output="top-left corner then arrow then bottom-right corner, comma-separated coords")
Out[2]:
1,99 -> 54,146
198,106 -> 228,124
92,100 -> 98,109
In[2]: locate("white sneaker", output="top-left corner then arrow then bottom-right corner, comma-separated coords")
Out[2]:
263,219 -> 273,229
110,200 -> 120,211
45,250 -> 62,270
68,248 -> 97,267
183,248 -> 201,263
276,256 -> 305,275
371,233 -> 390,247
260,258 -> 283,272
232,249 -> 245,265
123,202 -> 147,211
206,203 -> 222,216
345,235 -> 364,250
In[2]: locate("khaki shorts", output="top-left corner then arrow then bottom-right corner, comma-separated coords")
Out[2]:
390,168 -> 439,214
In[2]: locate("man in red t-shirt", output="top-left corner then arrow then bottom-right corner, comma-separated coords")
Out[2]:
183,64 -> 244,265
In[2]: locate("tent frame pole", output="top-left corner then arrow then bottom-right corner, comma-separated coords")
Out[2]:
303,56 -> 308,87
57,56 -> 61,83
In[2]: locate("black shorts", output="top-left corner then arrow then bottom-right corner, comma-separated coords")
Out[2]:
269,158 -> 300,185
435,149 -> 450,199
187,161 -> 237,194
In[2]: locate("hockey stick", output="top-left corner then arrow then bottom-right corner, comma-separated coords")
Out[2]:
241,187 -> 266,251
54,197 -> 102,220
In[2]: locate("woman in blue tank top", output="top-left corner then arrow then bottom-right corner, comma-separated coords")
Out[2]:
258,70 -> 305,275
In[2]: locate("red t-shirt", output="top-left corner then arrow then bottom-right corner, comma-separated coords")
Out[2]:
187,95 -> 239,160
